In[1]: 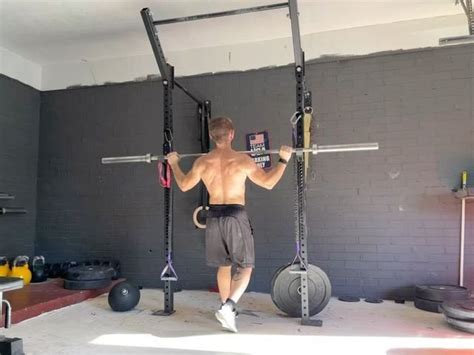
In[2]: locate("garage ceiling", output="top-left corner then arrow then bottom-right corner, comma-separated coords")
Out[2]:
0,0 -> 465,65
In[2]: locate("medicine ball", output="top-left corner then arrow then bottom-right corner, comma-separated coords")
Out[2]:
108,281 -> 140,312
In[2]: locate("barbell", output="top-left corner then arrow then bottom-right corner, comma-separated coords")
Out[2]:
101,142 -> 379,164
0,207 -> 27,215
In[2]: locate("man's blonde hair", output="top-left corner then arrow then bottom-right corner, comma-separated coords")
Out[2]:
209,116 -> 234,144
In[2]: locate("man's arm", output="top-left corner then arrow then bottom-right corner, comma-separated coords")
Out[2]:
166,152 -> 203,192
245,146 -> 292,190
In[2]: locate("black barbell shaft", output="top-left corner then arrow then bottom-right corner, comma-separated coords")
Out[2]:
0,208 -> 27,215
101,143 -> 379,165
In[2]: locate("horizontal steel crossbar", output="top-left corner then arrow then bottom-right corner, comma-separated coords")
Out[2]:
153,3 -> 289,26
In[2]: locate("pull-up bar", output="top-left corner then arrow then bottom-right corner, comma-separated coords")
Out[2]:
148,0 -> 303,68
153,3 -> 289,26
141,0 -> 303,95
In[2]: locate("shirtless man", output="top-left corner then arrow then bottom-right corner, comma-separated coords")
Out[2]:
167,116 -> 292,332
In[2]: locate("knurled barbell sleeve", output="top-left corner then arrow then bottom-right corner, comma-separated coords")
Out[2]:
313,143 -> 379,154
102,154 -> 154,164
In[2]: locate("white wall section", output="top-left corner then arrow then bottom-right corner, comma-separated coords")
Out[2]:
0,0 -> 469,90
0,46 -> 42,89
42,15 -> 467,91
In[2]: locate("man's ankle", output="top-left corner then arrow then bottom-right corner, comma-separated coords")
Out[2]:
224,298 -> 237,311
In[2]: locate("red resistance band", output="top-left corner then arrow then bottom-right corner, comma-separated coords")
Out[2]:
158,161 -> 171,188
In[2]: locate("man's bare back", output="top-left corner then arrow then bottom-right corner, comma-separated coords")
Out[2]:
197,148 -> 248,205
167,145 -> 292,205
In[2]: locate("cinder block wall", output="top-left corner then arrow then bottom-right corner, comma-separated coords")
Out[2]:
37,44 -> 474,298
0,75 -> 40,258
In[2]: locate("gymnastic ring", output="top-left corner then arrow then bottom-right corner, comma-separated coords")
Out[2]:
192,206 -> 209,229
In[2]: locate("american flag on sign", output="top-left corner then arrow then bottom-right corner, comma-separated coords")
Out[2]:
249,133 -> 264,145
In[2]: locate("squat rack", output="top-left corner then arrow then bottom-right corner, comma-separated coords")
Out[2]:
140,0 -> 317,322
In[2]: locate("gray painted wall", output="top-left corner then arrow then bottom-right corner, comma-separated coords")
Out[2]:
37,44 -> 474,298
0,75 -> 40,258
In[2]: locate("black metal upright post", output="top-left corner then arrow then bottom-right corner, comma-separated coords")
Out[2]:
467,0 -> 474,35
141,8 -> 176,315
288,0 -> 320,326
141,8 -> 172,82
141,7 -> 209,314
202,101 -> 211,153
161,76 -> 175,315
199,101 -> 211,208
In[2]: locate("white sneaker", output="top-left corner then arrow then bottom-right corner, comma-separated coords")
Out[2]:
215,304 -> 238,333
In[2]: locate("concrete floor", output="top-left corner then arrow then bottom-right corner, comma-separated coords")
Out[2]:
2,290 -> 473,355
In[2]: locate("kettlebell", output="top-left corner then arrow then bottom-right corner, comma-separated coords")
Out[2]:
30,256 -> 47,283
0,256 -> 9,277
59,261 -> 78,278
48,263 -> 61,278
8,256 -> 32,285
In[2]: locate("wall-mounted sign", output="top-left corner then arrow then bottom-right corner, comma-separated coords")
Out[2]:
246,131 -> 271,169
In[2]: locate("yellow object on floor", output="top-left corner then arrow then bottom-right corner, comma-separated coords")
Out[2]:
8,256 -> 31,285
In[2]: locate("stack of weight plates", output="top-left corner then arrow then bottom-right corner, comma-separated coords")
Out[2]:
414,285 -> 470,313
440,299 -> 474,334
63,265 -> 114,290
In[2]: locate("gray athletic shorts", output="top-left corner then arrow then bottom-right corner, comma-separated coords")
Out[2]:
205,204 -> 255,268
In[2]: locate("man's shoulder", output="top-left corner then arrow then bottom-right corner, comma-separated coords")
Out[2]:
235,152 -> 255,172
193,155 -> 208,169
